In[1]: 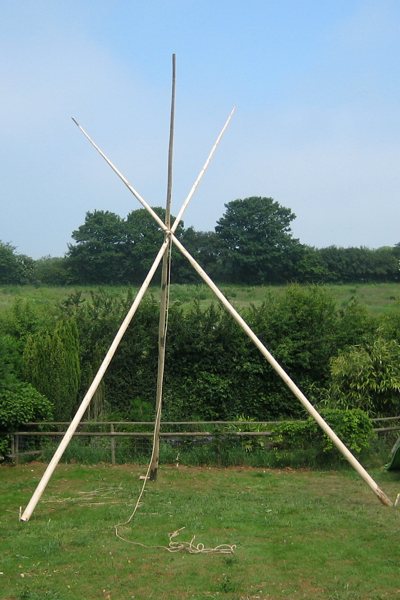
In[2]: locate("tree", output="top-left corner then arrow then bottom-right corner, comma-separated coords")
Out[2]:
294,245 -> 329,283
67,210 -> 126,284
317,246 -> 399,283
215,197 -> 303,283
124,207 -> 188,283
174,228 -> 220,282
33,256 -> 69,285
0,241 -> 34,284
66,207 -> 188,284
125,207 -> 166,283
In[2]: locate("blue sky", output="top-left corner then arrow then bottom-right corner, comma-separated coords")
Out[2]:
1,0 -> 400,258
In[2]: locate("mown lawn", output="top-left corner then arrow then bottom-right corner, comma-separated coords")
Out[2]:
1,463 -> 399,599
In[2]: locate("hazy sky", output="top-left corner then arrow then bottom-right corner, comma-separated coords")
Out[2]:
1,1 -> 400,258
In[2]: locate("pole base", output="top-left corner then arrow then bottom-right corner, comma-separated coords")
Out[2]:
149,467 -> 158,481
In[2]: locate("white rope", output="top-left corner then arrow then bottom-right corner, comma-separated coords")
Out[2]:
115,524 -> 236,554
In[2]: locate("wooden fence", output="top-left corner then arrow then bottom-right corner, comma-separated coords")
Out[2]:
9,416 -> 400,465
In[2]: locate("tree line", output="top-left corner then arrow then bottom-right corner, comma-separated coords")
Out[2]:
1,197 -> 399,285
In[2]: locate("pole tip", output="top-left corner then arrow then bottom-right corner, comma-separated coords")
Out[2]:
71,116 -> 79,127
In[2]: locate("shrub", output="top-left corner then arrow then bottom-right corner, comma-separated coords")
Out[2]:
23,319 -> 80,420
0,382 -> 53,459
273,408 -> 374,458
224,414 -> 267,453
328,338 -> 400,416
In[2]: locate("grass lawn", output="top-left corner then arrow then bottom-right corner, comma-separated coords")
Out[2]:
1,463 -> 400,599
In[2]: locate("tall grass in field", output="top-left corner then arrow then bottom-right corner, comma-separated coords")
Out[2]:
1,282 -> 400,314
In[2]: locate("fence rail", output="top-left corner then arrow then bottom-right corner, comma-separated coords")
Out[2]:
9,417 -> 400,465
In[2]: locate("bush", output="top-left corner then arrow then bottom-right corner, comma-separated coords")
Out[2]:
0,382 -> 53,459
273,408 -> 374,458
328,338 -> 400,416
223,414 -> 268,453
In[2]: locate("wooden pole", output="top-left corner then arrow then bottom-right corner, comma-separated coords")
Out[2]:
21,92 -> 233,521
149,54 -> 176,480
72,117 -> 167,232
72,107 -> 235,237
171,235 -> 393,507
74,106 -> 392,506
172,106 -> 235,232
20,240 -> 169,521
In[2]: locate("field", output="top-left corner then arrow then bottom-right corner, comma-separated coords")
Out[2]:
1,463 -> 400,599
1,282 -> 400,315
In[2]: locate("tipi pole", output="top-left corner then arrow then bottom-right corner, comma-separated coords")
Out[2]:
171,235 -> 393,507
172,106 -> 235,232
74,113 -> 393,506
150,54 -> 176,480
72,94 -> 392,506
72,106 -> 235,236
20,240 -> 170,522
71,118 -> 166,232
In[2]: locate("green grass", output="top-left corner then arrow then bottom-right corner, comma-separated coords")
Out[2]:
1,463 -> 400,599
1,282 -> 400,315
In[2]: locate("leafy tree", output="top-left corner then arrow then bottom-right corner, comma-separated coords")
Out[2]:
164,302 -> 248,419
60,290 -> 119,417
0,298 -> 55,355
317,246 -> 399,283
372,246 -> 400,281
124,207 -> 191,283
294,245 -> 329,283
67,210 -> 126,283
124,207 -> 169,283
67,207 -> 188,284
274,408 -> 373,457
0,241 -> 34,284
33,256 -> 70,285
0,324 -> 55,459
105,294 -> 159,413
215,197 -> 303,284
177,228 -> 221,281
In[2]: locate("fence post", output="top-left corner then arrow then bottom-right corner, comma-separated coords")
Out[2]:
110,424 -> 116,465
11,434 -> 15,464
15,434 -> 19,466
